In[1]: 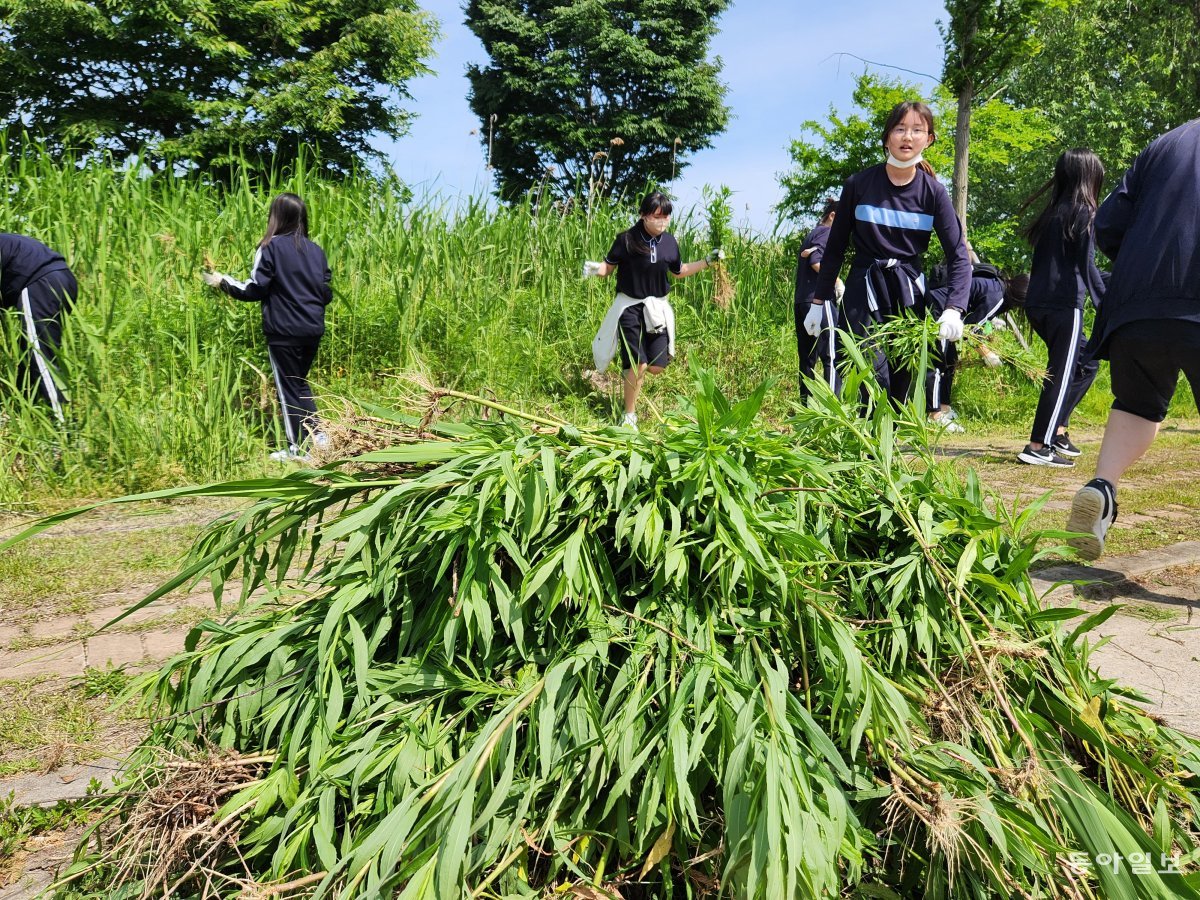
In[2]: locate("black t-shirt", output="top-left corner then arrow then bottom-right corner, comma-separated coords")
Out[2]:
604,223 -> 681,299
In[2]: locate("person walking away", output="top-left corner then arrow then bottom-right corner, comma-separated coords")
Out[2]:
1067,119 -> 1200,559
804,101 -> 971,407
202,193 -> 333,461
1016,149 -> 1107,467
586,191 -> 723,429
0,232 -> 77,423
793,198 -> 844,399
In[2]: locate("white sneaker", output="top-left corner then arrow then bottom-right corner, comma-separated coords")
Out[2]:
621,412 -> 638,430
269,445 -> 311,463
1067,479 -> 1118,561
930,409 -> 965,434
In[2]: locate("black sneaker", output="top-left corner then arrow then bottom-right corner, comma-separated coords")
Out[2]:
1053,432 -> 1081,458
1017,443 -> 1075,467
1067,478 -> 1118,560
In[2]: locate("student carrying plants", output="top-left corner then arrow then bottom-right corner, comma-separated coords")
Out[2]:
804,100 -> 972,407
585,191 -> 723,430
202,193 -> 333,462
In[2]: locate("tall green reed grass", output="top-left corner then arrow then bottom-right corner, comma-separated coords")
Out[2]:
0,140 -> 798,502
3,139 -> 1191,503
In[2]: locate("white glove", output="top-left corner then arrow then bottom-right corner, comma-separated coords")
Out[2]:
582,260 -> 603,278
803,303 -> 825,338
833,278 -> 845,301
982,350 -> 1002,368
706,248 -> 725,264
201,270 -> 227,288
937,308 -> 964,341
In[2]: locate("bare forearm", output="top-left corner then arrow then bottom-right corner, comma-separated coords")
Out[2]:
677,259 -> 711,278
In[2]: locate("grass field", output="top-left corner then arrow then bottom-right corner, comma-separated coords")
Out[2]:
0,140 -> 1196,515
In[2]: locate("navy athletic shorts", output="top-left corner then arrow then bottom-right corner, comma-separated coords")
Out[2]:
618,302 -> 672,369
1108,319 -> 1200,422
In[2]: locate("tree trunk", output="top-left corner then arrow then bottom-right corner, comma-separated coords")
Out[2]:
952,79 -> 974,231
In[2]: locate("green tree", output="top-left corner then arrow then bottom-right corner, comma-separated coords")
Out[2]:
1006,0 -> 1200,175
775,73 -> 1054,271
464,0 -> 731,200
940,0 -> 1061,227
0,0 -> 438,175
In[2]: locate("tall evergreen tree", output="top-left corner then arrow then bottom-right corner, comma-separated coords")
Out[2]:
0,0 -> 438,176
464,0 -> 731,200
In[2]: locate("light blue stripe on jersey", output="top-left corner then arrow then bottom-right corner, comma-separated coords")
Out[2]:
855,204 -> 935,231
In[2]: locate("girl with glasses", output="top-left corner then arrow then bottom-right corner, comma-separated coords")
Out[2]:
803,101 -> 972,407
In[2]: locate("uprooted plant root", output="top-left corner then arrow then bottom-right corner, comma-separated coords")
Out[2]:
64,748 -> 275,898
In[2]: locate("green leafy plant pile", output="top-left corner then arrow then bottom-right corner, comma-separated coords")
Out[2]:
30,372 -> 1200,899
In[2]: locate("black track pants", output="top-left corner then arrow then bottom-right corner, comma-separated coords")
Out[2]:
267,341 -> 320,448
926,338 -> 958,412
1027,306 -> 1098,445
14,270 -> 76,422
839,275 -> 920,406
794,299 -> 839,398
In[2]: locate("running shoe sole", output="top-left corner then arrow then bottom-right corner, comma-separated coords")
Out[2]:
1066,485 -> 1106,561
1054,443 -> 1082,458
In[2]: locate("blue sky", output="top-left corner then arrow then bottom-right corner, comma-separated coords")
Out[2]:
383,0 -> 949,234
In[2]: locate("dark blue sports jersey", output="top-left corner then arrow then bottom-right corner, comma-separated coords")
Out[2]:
793,224 -> 829,304
220,233 -> 333,343
1091,118 -> 1200,355
1024,207 -> 1106,311
814,164 -> 970,310
605,224 -> 682,299
0,233 -> 71,307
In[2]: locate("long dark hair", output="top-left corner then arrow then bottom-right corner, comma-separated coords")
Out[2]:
1022,149 -> 1105,246
881,101 -> 937,177
261,193 -> 309,248
624,191 -> 673,256
1002,272 -> 1030,311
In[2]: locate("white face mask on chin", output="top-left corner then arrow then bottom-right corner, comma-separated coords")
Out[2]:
887,152 -> 924,169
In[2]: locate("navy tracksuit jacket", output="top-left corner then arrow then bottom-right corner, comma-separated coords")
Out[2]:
1,232 -> 77,419
220,233 -> 333,448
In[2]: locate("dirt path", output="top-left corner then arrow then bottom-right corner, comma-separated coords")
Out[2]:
934,423 -> 1200,557
1035,552 -> 1200,737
